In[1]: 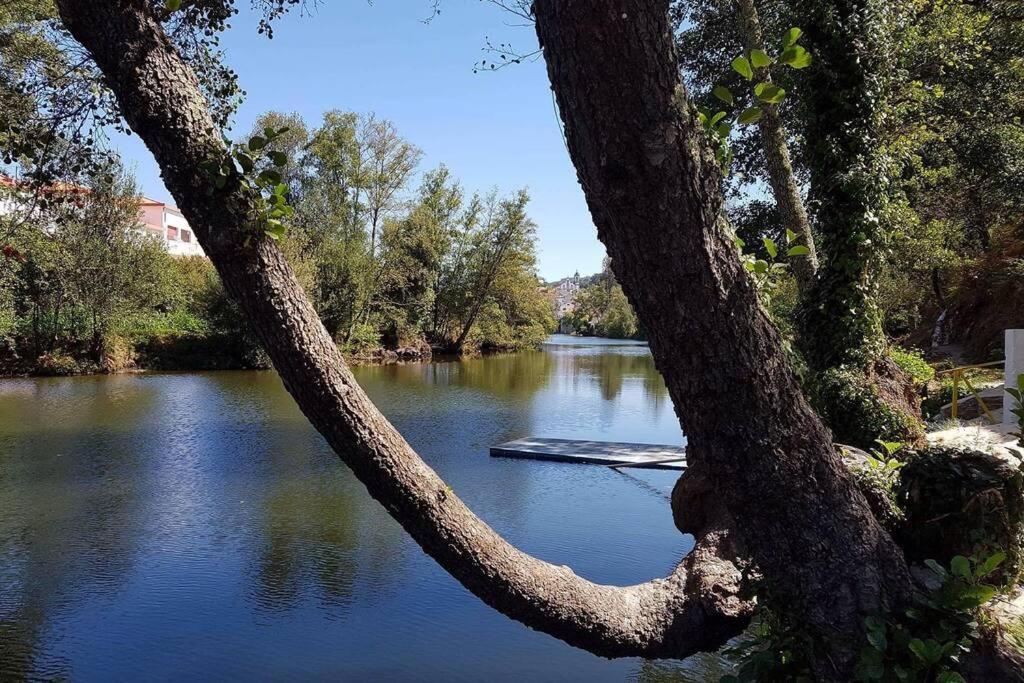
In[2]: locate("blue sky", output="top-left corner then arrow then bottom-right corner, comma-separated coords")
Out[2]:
112,1 -> 604,282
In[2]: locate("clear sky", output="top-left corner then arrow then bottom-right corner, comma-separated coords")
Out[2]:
111,1 -> 605,282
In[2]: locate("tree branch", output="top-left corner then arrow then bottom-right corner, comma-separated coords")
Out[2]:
52,0 -> 750,659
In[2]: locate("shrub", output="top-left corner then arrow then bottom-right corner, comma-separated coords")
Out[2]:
896,446 -> 1024,586
34,352 -> 82,376
808,365 -> 923,450
100,334 -> 136,373
889,346 -> 935,385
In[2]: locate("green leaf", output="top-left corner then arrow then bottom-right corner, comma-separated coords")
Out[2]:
753,260 -> 769,274
787,245 -> 810,256
908,638 -> 932,663
754,83 -> 786,105
780,45 -> 813,69
713,85 -> 734,105
710,111 -> 728,126
258,169 -> 282,186
782,27 -> 802,48
950,555 -> 971,580
867,625 -> 887,651
715,121 -> 731,138
235,151 -> 254,174
954,585 -> 998,608
165,0 -> 182,11
876,440 -> 902,456
737,106 -> 763,124
731,56 -> 753,80
785,228 -> 798,243
273,183 -> 288,196
248,135 -> 267,152
750,49 -> 772,69
977,551 -> 1006,578
937,672 -> 966,683
265,219 -> 286,240
269,151 -> 288,167
763,237 -> 778,258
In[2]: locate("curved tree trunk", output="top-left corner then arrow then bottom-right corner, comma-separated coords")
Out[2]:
53,0 -> 749,660
532,1 -> 910,676
735,0 -> 819,292
56,0 -> 910,676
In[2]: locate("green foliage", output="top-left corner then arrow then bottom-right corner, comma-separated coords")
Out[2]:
855,553 -> 1006,682
722,552 -> 1007,683
719,608 -> 815,682
200,125 -> 295,240
699,27 -> 810,171
732,228 -> 807,318
562,266 -> 640,340
897,446 -> 1024,586
889,347 -> 936,385
808,365 -> 922,449
850,440 -> 907,531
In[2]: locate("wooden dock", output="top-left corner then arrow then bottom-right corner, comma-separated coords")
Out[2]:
490,437 -> 686,470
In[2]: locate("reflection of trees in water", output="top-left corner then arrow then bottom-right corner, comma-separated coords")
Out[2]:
249,428 -> 406,616
356,351 -> 556,403
559,349 -> 669,405
0,426 -> 145,679
446,351 -> 555,399
630,652 -> 734,682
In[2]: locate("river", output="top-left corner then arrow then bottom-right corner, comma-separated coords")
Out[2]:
0,335 -> 728,681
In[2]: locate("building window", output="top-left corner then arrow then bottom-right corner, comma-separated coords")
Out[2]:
181,229 -> 192,243
167,225 -> 179,240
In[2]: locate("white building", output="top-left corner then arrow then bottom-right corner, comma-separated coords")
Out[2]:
554,271 -> 581,319
1,175 -> 204,258
138,198 -> 204,257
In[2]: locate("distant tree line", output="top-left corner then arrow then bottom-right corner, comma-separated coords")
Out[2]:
0,110 -> 555,375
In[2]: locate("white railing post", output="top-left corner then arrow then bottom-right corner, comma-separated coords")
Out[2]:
1006,329 -> 1024,424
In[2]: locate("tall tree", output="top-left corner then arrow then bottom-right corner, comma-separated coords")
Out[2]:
44,0 -> 1021,678
793,0 -> 924,447
734,0 -> 818,291
360,114 -> 422,258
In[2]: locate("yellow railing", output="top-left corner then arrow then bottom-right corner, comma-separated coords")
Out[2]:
936,360 -> 1005,423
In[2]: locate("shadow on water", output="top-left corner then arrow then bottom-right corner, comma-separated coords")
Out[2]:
0,337 -> 717,681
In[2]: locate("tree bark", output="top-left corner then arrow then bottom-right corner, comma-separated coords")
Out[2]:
56,0 -> 914,676
53,0 -> 751,660
532,1 -> 910,677
794,0 -> 892,371
735,0 -> 819,293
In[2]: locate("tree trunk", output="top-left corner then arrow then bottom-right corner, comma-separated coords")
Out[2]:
56,0 -> 916,676
794,0 -> 891,372
735,0 -> 819,293
532,1 -> 910,676
53,0 -> 750,660
791,0 -> 924,448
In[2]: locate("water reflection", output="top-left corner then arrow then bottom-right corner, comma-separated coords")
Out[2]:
1,337 -> 703,680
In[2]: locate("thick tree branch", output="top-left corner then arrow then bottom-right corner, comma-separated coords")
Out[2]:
52,0 -> 750,659
532,1 -> 910,677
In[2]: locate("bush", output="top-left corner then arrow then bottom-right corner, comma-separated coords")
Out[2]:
100,334 -> 136,373
34,352 -> 83,376
897,446 -> 1024,586
889,346 -> 935,385
808,365 -> 924,450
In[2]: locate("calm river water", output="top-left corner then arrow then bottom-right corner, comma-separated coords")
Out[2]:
0,335 -> 727,681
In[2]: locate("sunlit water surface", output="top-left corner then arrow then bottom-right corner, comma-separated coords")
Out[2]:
0,335 -> 729,681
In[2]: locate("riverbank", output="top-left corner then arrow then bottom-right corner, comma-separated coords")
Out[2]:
0,333 -> 547,378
